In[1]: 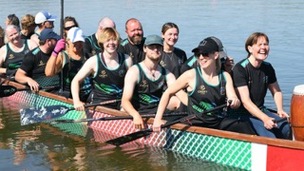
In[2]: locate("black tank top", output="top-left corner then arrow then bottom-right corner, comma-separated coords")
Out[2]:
61,52 -> 91,99
132,64 -> 166,114
187,67 -> 226,128
3,40 -> 30,69
91,52 -> 127,108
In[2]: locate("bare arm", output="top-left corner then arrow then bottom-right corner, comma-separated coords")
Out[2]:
223,72 -> 240,108
236,85 -> 276,129
165,70 -> 182,110
27,39 -> 38,50
268,81 -> 288,118
29,34 -> 39,47
45,52 -> 64,76
153,69 -> 194,131
124,54 -> 133,69
0,46 -> 7,74
71,56 -> 96,110
121,66 -> 143,129
15,68 -> 39,91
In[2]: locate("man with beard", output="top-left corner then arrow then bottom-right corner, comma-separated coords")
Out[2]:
15,28 -> 60,91
121,35 -> 181,130
118,18 -> 145,64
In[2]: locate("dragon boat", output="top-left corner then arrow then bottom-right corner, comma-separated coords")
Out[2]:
1,80 -> 304,171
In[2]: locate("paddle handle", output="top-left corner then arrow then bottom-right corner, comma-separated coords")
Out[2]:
103,112 -> 188,121
161,103 -> 228,129
83,99 -> 121,108
16,85 -> 59,92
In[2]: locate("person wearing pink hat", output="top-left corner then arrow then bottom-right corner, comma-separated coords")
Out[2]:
45,27 -> 91,101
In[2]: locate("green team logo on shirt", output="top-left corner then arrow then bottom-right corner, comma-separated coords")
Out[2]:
139,93 -> 159,104
96,83 -> 121,95
8,63 -> 21,69
192,101 -> 213,115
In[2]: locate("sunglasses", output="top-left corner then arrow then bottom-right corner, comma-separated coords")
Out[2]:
64,25 -> 76,31
195,53 -> 210,58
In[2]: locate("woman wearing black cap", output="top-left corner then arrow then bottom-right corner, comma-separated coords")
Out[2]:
153,37 -> 240,131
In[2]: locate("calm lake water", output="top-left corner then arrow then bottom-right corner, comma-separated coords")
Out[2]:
1,0 -> 304,170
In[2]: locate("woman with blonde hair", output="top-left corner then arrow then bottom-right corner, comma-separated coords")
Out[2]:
71,27 -> 132,110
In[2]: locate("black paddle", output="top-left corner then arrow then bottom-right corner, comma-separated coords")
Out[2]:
106,103 -> 229,146
0,85 -> 58,97
51,112 -> 188,124
0,85 -> 18,97
20,99 -> 120,126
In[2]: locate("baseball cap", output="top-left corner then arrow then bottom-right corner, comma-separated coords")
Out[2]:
39,28 -> 60,41
209,36 -> 228,58
192,37 -> 219,54
144,35 -> 163,46
35,11 -> 56,24
67,27 -> 85,43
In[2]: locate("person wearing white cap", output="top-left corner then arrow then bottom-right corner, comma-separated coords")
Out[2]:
30,11 -> 57,46
15,28 -> 60,91
45,27 -> 91,101
72,27 -> 132,110
121,34 -> 181,130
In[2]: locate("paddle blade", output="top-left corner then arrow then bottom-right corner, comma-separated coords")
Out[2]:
0,85 -> 17,97
106,129 -> 153,146
20,105 -> 70,126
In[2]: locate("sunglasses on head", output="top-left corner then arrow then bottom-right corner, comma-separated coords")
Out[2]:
64,25 -> 76,31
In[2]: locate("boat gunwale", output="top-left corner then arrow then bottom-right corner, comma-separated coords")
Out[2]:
4,80 -> 304,150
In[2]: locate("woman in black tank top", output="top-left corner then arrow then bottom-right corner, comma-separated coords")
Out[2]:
153,37 -> 240,131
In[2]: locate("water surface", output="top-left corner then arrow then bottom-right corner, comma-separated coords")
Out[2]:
0,0 -> 303,170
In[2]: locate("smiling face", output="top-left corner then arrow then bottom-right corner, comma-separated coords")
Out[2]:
144,44 -> 163,62
6,25 -> 21,44
162,27 -> 179,47
125,19 -> 143,45
67,40 -> 84,55
103,38 -> 118,54
247,36 -> 269,61
195,51 -> 219,70
98,28 -> 120,55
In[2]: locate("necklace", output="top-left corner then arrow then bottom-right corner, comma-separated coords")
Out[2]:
144,63 -> 157,81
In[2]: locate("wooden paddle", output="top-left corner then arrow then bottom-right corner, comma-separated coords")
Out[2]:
0,85 -> 58,97
106,103 -> 229,146
20,99 -> 120,126
51,112 -> 188,124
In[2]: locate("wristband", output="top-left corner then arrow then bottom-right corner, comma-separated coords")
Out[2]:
52,51 -> 59,57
